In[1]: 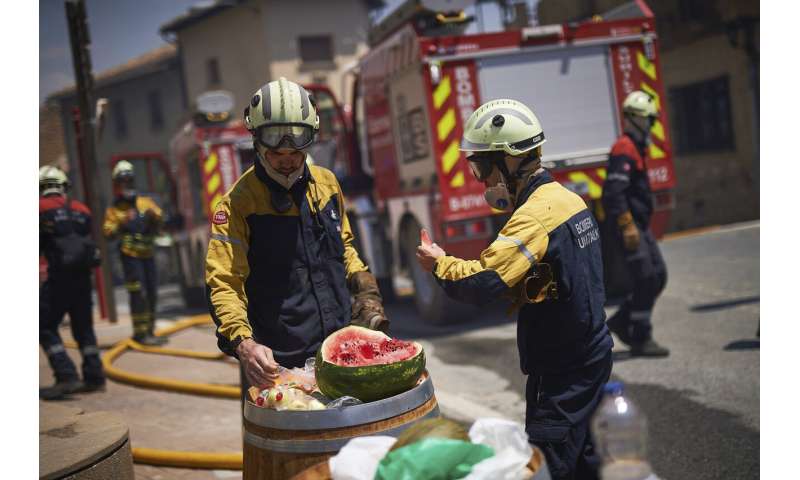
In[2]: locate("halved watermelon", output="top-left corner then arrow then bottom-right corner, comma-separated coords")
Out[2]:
315,325 -> 425,402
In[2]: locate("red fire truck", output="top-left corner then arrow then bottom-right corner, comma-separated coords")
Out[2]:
155,0 -> 676,323
336,0 -> 676,323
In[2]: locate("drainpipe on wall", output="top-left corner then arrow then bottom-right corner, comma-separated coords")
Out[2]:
726,16 -> 759,193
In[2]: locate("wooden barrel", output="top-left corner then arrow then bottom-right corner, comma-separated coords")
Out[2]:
290,444 -> 551,480
243,374 -> 440,479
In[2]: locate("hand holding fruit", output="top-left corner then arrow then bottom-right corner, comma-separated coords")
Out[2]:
416,229 -> 445,272
237,338 -> 280,389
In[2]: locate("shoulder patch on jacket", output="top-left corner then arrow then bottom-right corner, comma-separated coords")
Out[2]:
212,210 -> 228,225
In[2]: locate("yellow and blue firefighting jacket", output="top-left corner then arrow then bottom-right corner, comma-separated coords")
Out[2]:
205,160 -> 368,367
433,171 -> 613,374
102,195 -> 163,258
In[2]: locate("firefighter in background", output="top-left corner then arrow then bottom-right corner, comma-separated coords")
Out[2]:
206,78 -> 388,393
103,160 -> 167,346
416,99 -> 613,480
601,90 -> 669,357
39,166 -> 106,400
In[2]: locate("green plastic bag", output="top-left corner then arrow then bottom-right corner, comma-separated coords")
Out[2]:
374,438 -> 494,480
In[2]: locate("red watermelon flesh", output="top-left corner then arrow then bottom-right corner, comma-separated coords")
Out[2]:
324,331 -> 418,367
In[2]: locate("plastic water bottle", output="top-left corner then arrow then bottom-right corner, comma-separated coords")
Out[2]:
591,381 -> 659,480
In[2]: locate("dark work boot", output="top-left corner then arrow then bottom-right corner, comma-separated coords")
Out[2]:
75,381 -> 106,394
39,379 -> 84,401
133,333 -> 166,347
630,339 -> 670,357
606,315 -> 632,346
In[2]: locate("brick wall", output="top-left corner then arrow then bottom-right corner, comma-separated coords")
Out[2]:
39,102 -> 68,170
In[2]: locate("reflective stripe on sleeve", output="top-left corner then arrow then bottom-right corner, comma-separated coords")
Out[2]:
211,233 -> 242,246
630,310 -> 652,322
496,234 -> 536,265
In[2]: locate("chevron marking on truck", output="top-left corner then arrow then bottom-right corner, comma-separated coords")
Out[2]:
650,119 -> 665,142
204,151 -> 219,174
568,171 -> 602,200
451,171 -> 465,187
635,48 -> 669,165
442,140 -> 460,174
636,51 -> 656,81
207,172 -> 221,194
438,108 -> 456,142
204,151 -> 224,216
433,75 -> 452,109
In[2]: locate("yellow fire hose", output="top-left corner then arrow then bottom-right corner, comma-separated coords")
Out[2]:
64,314 -> 246,469
102,338 -> 240,399
132,448 -> 243,470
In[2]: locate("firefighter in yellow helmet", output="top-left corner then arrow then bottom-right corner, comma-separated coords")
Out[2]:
416,99 -> 613,480
205,78 -> 388,394
103,160 -> 166,346
602,90 -> 669,357
39,166 -> 105,399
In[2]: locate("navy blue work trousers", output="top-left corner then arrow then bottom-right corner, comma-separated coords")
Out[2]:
39,271 -> 104,384
610,229 -> 668,342
526,353 -> 613,480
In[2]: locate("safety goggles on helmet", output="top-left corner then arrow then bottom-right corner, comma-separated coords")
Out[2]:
255,123 -> 315,151
466,151 -> 505,181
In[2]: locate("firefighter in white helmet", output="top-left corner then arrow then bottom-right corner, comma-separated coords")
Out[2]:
416,99 -> 613,479
103,160 -> 166,346
206,78 -> 387,395
39,166 -> 105,400
602,90 -> 669,357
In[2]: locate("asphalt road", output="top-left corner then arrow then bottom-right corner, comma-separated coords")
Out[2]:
389,221 -> 760,480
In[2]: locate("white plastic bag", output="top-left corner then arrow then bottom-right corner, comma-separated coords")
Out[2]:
464,418 -> 534,480
329,436 -> 397,480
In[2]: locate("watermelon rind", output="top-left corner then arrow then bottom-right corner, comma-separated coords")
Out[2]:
315,326 -> 426,402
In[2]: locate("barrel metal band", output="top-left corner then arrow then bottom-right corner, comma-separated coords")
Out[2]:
243,406 -> 440,453
244,375 -> 436,430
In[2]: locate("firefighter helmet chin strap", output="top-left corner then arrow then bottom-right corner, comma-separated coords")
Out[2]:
257,148 -> 306,191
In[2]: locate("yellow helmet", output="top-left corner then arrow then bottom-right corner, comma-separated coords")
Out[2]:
460,99 -> 546,156
622,90 -> 657,118
244,77 -> 319,150
39,165 -> 69,196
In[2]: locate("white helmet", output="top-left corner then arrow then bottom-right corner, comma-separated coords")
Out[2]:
622,90 -> 657,118
460,99 -> 546,156
244,77 -> 319,151
39,165 -> 69,196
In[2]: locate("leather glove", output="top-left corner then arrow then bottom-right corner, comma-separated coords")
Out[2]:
348,271 -> 390,333
618,211 -> 641,252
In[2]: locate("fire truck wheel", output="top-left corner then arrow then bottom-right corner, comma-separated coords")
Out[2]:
402,220 -> 470,325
